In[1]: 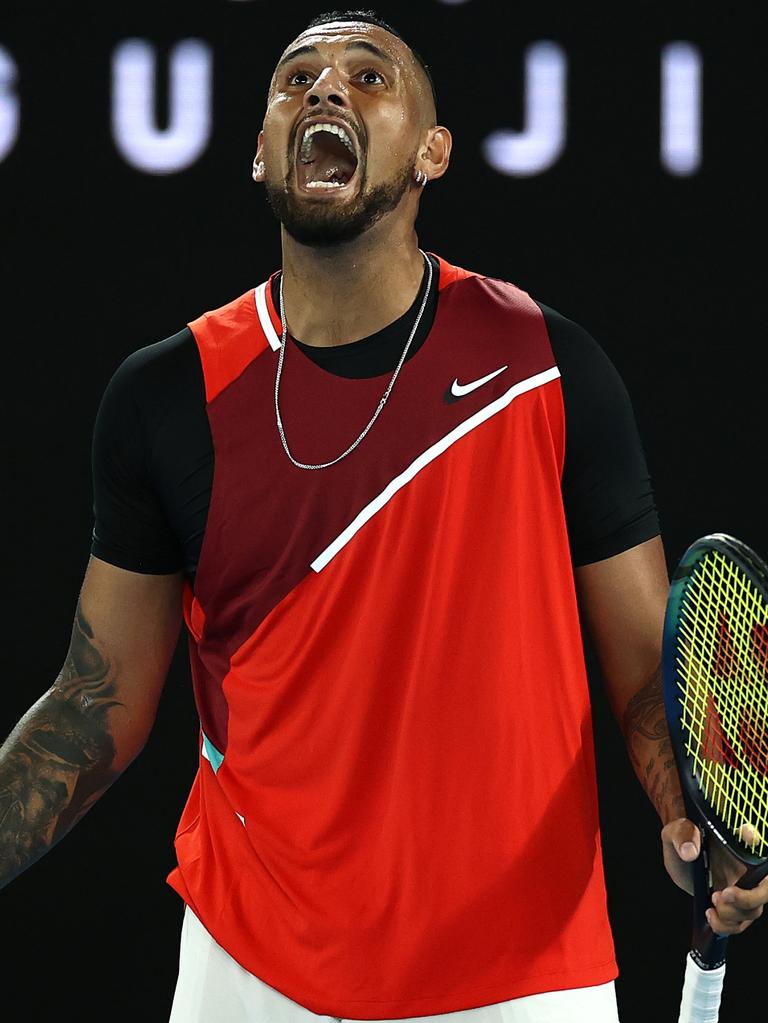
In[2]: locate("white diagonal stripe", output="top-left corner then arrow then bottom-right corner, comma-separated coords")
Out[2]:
311,365 -> 561,572
254,281 -> 281,351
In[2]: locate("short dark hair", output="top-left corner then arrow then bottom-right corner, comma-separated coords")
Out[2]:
303,9 -> 437,117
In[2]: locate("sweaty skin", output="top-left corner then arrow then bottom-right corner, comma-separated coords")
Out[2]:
252,20 -> 451,348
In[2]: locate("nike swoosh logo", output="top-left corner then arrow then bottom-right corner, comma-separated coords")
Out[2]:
445,365 -> 509,403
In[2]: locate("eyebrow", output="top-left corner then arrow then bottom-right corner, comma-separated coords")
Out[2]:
344,40 -> 395,66
276,39 -> 397,73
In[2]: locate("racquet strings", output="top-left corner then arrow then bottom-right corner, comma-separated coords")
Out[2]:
675,548 -> 768,857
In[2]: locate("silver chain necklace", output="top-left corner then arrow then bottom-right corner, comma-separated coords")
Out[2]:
274,249 -> 433,470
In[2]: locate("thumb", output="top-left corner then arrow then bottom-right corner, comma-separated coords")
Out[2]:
665,818 -> 701,861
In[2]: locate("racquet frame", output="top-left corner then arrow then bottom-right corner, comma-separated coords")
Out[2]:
663,532 -> 768,972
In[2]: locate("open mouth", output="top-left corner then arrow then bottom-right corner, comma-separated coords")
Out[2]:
296,121 -> 360,193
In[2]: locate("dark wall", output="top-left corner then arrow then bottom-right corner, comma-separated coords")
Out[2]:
1,1 -> 764,1020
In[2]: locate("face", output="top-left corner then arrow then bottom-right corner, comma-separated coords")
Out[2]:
257,22 -> 433,247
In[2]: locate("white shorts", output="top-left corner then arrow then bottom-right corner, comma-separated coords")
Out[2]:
169,904 -> 620,1023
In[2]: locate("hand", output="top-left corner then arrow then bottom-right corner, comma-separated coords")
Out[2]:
662,817 -> 768,935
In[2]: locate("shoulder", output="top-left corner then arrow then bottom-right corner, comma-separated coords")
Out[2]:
437,260 -> 535,315
437,266 -> 554,354
532,301 -> 629,397
96,328 -> 204,443
534,302 -> 597,350
101,328 -> 201,411
190,287 -> 260,335
108,327 -> 199,391
437,261 -> 597,353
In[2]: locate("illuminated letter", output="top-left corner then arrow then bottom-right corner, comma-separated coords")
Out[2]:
0,47 -> 19,163
482,42 -> 566,177
112,39 -> 212,174
661,42 -> 702,176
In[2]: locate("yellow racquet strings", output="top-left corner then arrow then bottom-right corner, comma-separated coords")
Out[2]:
676,550 -> 768,856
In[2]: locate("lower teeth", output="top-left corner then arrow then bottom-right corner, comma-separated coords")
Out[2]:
306,180 -> 345,189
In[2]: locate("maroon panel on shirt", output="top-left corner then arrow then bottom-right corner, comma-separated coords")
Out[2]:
189,269 -> 558,752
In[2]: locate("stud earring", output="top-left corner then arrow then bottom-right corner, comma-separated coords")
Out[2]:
252,160 -> 264,181
414,169 -> 428,187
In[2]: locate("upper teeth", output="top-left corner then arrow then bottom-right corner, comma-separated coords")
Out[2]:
300,122 -> 356,160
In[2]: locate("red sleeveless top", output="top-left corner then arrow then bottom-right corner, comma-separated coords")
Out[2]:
166,255 -> 617,1019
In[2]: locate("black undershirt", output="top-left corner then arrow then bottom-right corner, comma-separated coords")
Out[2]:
90,254 -> 660,579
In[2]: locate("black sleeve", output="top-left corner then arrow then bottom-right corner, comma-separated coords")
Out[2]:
90,339 -> 186,575
536,302 -> 661,567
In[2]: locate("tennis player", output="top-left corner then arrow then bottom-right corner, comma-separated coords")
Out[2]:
2,10 -> 766,1023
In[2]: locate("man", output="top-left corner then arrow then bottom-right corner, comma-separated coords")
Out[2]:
1,9 -> 766,1023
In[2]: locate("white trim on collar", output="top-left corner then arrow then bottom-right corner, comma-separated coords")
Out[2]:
254,281 -> 281,351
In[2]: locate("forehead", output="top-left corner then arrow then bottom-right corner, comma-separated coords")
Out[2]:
277,21 -> 415,73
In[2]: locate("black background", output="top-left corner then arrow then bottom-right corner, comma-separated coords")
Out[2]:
1,1 -> 765,1020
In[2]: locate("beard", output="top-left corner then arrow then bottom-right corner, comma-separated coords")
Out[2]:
264,155 -> 415,248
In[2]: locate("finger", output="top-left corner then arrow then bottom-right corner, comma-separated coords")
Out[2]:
718,875 -> 768,912
662,818 -> 701,861
711,892 -> 763,925
679,839 -> 700,861
706,907 -> 753,936
738,822 -> 764,849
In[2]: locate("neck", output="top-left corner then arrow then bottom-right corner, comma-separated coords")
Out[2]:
279,219 -> 427,347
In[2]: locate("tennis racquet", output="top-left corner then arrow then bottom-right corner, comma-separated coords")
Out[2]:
663,533 -> 768,1022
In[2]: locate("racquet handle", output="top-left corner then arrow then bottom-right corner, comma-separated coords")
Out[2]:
678,954 -> 726,1023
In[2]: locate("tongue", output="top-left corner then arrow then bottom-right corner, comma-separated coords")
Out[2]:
321,164 -> 351,184
304,130 -> 357,185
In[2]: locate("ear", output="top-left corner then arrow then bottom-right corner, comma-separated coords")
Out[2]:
252,129 -> 266,182
416,125 -> 452,184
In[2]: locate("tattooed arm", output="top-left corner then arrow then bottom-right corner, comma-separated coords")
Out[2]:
575,538 -> 701,892
0,555 -> 184,892
620,664 -> 685,825
574,536 -> 684,822
575,536 -> 768,931
576,536 -> 683,822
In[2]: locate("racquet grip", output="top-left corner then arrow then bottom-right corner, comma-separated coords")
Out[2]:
678,953 -> 726,1023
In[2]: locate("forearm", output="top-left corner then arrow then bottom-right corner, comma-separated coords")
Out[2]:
0,601 -> 124,892
621,661 -> 686,826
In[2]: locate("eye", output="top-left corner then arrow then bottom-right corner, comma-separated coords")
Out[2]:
358,67 -> 385,85
287,70 -> 312,86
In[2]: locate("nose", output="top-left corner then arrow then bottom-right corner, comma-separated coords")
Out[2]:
303,65 -> 349,112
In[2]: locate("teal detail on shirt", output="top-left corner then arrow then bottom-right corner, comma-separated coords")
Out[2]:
201,729 -> 224,774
